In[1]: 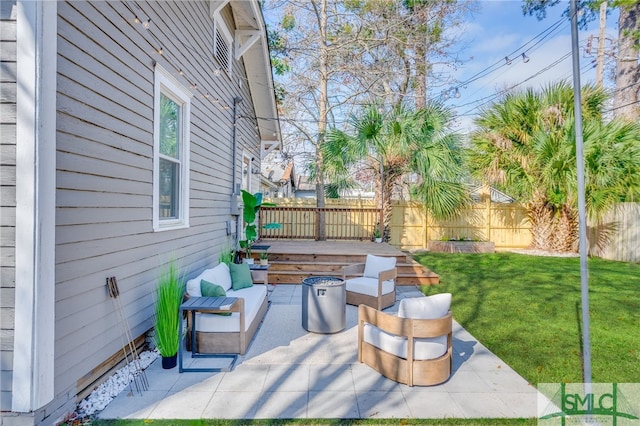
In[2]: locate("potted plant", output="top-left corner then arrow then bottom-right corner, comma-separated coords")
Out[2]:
218,246 -> 235,266
374,227 -> 382,243
153,259 -> 184,369
238,190 -> 280,263
259,251 -> 269,266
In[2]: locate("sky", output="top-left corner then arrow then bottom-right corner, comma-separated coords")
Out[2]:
263,1 -> 621,163
439,1 -> 619,132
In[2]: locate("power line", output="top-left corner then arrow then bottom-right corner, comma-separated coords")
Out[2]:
444,14 -> 570,96
457,51 -> 574,117
603,99 -> 640,113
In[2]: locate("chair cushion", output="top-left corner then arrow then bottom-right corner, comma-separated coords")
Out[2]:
229,262 -> 254,290
363,254 -> 396,279
363,324 -> 447,360
345,276 -> 394,297
398,293 -> 452,320
195,284 -> 267,332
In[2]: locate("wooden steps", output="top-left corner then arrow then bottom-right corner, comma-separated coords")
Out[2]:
258,241 -> 439,286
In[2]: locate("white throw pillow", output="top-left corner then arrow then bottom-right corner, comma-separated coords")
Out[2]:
200,263 -> 232,292
398,293 -> 451,320
186,276 -> 202,297
363,254 -> 396,279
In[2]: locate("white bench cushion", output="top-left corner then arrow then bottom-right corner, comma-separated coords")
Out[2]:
363,324 -> 447,360
346,276 -> 394,297
194,284 -> 267,333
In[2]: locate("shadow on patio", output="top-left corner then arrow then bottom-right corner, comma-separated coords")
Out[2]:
97,285 -> 538,420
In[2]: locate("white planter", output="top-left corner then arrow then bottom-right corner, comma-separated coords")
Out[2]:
260,259 -> 268,266
375,238 -> 382,243
243,258 -> 255,265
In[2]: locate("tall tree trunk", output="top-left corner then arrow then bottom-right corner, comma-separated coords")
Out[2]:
315,0 -> 328,241
381,172 -> 395,242
415,43 -> 427,109
527,201 -> 554,250
527,200 -> 579,252
613,2 -> 640,120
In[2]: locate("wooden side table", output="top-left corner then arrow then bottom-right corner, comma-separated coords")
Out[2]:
179,296 -> 239,373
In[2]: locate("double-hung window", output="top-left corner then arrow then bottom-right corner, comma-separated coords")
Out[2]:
153,64 -> 192,231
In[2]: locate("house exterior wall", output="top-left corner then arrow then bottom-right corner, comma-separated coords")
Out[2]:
3,0 -> 265,423
0,1 -> 17,413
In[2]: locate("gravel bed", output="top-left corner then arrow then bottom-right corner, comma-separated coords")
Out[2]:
68,349 -> 159,423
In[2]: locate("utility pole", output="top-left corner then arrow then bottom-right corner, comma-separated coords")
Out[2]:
595,1 -> 607,87
570,0 -> 593,401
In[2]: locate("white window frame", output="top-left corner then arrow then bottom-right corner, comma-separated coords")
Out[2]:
153,64 -> 192,231
213,14 -> 233,75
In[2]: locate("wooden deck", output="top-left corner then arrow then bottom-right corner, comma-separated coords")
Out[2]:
253,240 -> 439,285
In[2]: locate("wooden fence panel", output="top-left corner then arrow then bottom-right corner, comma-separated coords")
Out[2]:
589,203 -> 639,263
390,202 -> 426,250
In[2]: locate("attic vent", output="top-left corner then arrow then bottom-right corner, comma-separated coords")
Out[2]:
213,18 -> 232,74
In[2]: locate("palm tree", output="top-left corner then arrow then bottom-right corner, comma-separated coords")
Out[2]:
468,81 -> 640,252
324,103 -> 469,240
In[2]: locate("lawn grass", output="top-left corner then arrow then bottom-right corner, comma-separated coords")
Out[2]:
414,252 -> 640,386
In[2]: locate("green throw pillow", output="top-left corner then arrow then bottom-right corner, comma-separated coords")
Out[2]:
229,262 -> 254,290
200,280 -> 231,316
200,279 -> 226,297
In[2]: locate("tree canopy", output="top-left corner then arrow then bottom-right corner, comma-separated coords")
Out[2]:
468,81 -> 640,251
324,103 -> 470,239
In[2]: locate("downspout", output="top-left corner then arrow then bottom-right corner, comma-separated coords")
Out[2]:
231,96 -> 243,247
232,96 -> 243,196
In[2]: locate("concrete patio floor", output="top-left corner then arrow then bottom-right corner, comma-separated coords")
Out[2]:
97,285 -> 539,420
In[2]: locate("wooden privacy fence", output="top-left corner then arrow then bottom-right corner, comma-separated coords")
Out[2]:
259,198 -> 533,251
390,200 -> 532,251
258,198 -> 639,260
588,203 -> 640,263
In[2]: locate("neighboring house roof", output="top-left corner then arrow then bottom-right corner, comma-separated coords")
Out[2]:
262,162 -> 296,187
296,175 -> 316,192
470,185 -> 516,203
211,0 -> 281,158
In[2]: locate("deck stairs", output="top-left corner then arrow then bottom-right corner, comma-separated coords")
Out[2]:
264,250 -> 439,286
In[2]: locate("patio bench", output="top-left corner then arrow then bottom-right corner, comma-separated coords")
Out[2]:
184,262 -> 268,355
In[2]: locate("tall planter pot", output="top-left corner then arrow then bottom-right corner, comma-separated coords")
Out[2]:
162,354 -> 177,369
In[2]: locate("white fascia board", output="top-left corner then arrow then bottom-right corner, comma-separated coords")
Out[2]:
13,0 -> 57,412
209,0 -> 230,17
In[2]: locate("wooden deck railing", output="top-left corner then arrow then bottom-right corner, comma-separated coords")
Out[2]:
259,206 -> 381,241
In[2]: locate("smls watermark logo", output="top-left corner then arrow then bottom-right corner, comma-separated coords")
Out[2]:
538,383 -> 640,425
